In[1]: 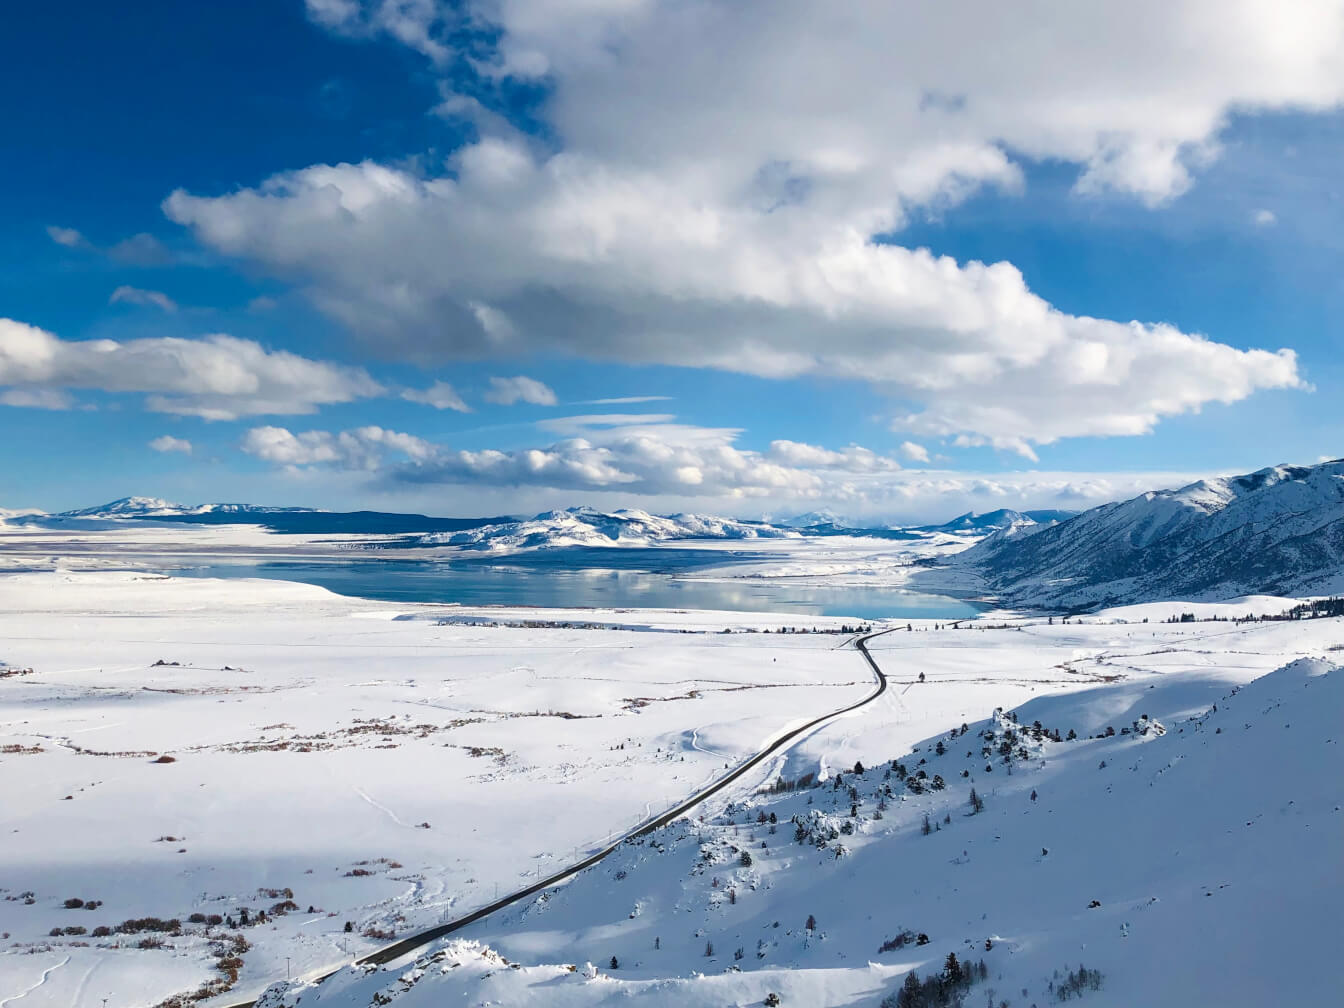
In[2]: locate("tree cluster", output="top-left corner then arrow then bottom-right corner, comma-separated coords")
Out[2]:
880,954 -> 989,1008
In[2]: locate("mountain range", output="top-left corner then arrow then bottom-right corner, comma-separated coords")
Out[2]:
965,459 -> 1344,608
17,460 -> 1344,611
10,498 -> 1036,545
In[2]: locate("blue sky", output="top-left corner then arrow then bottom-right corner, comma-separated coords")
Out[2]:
2,1 -> 1341,520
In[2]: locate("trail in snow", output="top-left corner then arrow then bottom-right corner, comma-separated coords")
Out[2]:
70,961 -> 98,1008
352,786 -> 413,829
0,957 -> 70,1008
689,728 -> 728,759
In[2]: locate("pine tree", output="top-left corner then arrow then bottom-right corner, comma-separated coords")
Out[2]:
610,956 -> 619,970
944,952 -> 962,985
806,914 -> 817,931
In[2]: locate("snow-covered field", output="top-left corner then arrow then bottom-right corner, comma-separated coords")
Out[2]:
0,571 -> 873,1007
1,557 -> 1339,1007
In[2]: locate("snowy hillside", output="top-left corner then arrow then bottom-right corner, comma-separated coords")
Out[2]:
966,459 -> 1344,608
417,507 -> 804,551
256,641 -> 1343,1008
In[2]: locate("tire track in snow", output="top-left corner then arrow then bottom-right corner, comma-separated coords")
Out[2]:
0,956 -> 70,1007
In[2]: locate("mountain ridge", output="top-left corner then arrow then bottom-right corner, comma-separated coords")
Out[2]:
965,458 -> 1344,608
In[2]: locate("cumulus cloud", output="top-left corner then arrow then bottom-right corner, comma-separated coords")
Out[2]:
149,435 -> 193,454
166,0 -> 1326,453
238,414 -> 1213,521
110,285 -> 178,313
46,225 -> 88,248
1253,208 -> 1278,227
899,441 -> 931,464
243,417 -> 905,498
767,440 -> 901,473
241,424 -> 435,470
0,317 -> 385,420
402,380 -> 471,411
483,375 -> 557,406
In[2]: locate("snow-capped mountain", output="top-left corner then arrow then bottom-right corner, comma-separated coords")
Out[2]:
967,459 -> 1344,607
57,496 -> 189,518
419,507 -> 802,551
774,509 -> 849,528
921,508 -> 1075,534
55,497 -> 322,519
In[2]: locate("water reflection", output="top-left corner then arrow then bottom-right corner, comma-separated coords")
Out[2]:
174,554 -> 982,621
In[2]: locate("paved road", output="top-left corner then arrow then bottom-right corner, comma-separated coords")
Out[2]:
225,628 -> 895,1005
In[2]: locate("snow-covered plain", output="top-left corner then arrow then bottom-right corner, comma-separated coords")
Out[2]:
1,525 -> 1339,1007
0,571 -> 874,1007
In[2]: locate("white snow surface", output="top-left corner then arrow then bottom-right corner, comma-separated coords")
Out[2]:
1,565 -> 1339,1007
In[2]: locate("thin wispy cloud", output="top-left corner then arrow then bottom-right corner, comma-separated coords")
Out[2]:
110,285 -> 178,313
576,396 -> 675,405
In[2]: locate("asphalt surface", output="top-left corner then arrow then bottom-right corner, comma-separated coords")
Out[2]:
224,627 -> 895,1005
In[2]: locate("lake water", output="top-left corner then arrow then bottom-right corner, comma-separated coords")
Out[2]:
175,549 -> 983,621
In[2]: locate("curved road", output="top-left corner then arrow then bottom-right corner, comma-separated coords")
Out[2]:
225,628 -> 895,1005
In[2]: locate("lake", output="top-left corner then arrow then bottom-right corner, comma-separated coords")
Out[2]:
174,549 -> 983,621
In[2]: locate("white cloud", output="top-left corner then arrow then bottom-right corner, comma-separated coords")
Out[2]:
483,375 -> 557,406
0,388 -> 74,410
149,435 -> 193,455
402,380 -> 471,412
110,285 -> 178,313
46,226 -> 88,248
0,317 -> 385,420
899,441 -> 931,463
241,424 -> 435,470
576,395 -> 674,405
244,418 -> 903,498
1253,208 -> 1278,226
767,439 -> 901,472
303,0 -> 451,64
238,415 -> 1217,522
167,0 -> 1331,452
